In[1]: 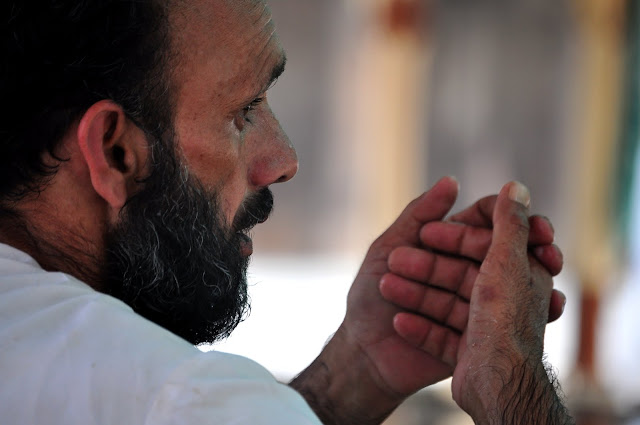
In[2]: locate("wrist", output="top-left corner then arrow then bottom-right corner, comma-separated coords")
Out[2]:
460,353 -> 574,425
289,325 -> 402,425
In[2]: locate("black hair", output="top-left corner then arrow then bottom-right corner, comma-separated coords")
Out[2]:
0,1 -> 172,204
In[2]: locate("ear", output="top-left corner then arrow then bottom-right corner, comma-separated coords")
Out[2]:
77,100 -> 149,210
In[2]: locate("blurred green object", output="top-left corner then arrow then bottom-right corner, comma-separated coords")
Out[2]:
616,0 -> 640,252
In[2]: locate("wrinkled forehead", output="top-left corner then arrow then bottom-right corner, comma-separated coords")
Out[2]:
168,0 -> 280,94
170,0 -> 276,58
172,0 -> 268,25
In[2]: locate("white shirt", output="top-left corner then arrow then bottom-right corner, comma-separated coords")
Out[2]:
0,243 -> 321,424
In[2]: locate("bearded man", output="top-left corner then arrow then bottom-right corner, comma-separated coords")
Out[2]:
0,1 -> 573,424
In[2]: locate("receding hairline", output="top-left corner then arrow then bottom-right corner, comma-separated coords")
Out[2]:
169,0 -> 268,21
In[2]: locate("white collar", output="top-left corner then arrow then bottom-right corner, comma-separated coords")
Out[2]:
0,242 -> 42,269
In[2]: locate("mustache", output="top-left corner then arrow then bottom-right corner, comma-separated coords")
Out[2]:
232,188 -> 274,233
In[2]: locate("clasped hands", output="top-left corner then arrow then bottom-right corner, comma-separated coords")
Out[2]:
291,177 -> 566,425
376,178 -> 566,423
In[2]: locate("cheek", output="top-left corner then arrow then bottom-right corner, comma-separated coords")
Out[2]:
216,181 -> 249,225
184,142 -> 240,183
176,124 -> 250,223
176,113 -> 237,175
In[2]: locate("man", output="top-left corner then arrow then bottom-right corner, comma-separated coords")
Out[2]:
0,0 -> 572,424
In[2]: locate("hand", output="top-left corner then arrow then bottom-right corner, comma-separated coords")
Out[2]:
392,182 -> 572,424
421,193 -> 565,321
379,194 -> 566,370
291,176 -> 461,425
290,177 -> 564,425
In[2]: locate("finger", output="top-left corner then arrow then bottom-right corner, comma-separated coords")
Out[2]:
528,254 -> 556,304
528,215 -> 555,246
381,271 -> 563,328
523,257 -> 559,332
387,246 -> 478,298
423,216 -> 554,255
419,222 -> 562,276
448,193 -> 553,240
393,312 -> 460,368
487,181 -> 530,262
380,273 -> 470,331
446,189 -> 555,244
410,176 -> 460,223
420,222 -> 490,262
377,176 -> 459,248
476,182 -> 531,299
531,244 -> 563,276
447,195 -> 496,227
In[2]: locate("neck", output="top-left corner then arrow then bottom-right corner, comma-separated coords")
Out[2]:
0,206 -> 106,291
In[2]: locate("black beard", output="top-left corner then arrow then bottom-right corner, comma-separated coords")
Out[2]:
102,142 -> 273,345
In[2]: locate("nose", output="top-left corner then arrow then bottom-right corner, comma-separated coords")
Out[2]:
248,111 -> 298,188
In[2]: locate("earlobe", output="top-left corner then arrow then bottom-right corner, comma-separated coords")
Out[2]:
77,100 -> 147,210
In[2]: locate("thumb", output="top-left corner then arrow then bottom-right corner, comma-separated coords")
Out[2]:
481,181 -> 531,278
381,176 -> 460,247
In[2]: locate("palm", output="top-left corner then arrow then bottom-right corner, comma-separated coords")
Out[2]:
291,180 -> 564,425
337,177 -> 460,396
344,248 -> 453,396
339,178 -> 562,400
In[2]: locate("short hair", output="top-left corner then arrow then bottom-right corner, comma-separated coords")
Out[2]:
0,1 -> 173,204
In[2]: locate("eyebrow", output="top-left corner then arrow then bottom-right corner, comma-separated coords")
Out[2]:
236,52 -> 287,109
260,53 -> 287,94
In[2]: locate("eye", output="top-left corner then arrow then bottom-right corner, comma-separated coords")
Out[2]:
242,96 -> 265,115
234,96 -> 266,131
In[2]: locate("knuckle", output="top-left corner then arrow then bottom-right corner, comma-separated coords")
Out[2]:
507,210 -> 530,232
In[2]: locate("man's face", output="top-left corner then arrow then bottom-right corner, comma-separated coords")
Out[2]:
103,0 -> 297,345
170,0 -> 297,254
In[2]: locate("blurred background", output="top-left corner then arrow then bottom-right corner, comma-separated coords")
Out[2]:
208,0 -> 640,423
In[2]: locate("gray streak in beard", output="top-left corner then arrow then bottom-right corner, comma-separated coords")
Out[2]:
102,141 -> 256,345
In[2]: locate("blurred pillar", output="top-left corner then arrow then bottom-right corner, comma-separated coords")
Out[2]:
568,0 -> 626,422
332,0 -> 432,252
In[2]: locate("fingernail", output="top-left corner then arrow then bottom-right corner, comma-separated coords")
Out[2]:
508,181 -> 530,207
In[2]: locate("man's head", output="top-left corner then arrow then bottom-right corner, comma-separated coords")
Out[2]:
0,0 -> 297,344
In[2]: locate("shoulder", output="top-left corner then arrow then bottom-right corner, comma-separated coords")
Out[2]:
0,244 -> 320,424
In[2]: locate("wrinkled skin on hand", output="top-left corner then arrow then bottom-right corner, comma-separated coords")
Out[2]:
347,177 -> 564,392
449,183 -> 565,423
379,191 -> 565,370
291,178 -> 565,425
378,181 -> 571,424
339,177 -> 464,400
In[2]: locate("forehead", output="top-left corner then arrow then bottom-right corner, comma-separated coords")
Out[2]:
169,0 -> 283,100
